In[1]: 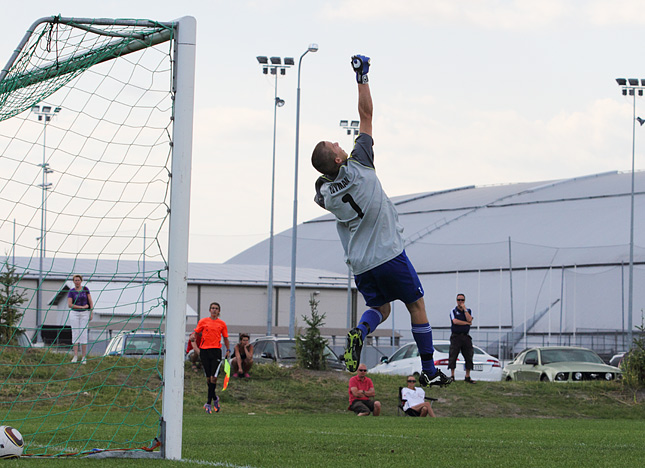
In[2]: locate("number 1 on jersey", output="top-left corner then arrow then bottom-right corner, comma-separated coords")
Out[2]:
341,194 -> 364,218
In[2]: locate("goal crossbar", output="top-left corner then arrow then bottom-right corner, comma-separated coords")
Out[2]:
0,16 -> 175,122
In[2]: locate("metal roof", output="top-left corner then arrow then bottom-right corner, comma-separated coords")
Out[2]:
226,170 -> 645,274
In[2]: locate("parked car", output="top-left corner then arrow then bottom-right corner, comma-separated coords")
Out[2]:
251,337 -> 345,371
104,332 -> 164,357
502,346 -> 622,382
609,352 -> 626,368
369,340 -> 502,381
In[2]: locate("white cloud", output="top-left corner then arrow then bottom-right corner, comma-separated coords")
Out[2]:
322,0 -> 571,30
369,96 -> 633,197
322,0 -> 645,29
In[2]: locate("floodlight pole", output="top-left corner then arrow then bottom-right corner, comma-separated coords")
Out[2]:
289,44 -> 318,339
339,119 -> 359,329
31,105 -> 60,344
256,55 -> 292,336
615,78 -> 643,349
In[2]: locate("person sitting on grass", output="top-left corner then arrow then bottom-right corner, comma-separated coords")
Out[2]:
231,332 -> 254,378
348,363 -> 381,416
401,375 -> 435,417
186,333 -> 202,373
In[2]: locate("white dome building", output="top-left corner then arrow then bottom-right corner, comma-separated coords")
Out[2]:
228,170 -> 645,358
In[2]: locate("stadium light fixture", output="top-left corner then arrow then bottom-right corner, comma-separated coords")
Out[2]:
31,104 -> 62,344
340,119 -> 360,137
258,54 -> 293,336
289,43 -> 318,339
615,77 -> 645,348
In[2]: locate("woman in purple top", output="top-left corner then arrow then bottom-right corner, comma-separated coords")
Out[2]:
67,274 -> 93,364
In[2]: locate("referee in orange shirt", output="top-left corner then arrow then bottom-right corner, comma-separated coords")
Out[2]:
190,302 -> 230,414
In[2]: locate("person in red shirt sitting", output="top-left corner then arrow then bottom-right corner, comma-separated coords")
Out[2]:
186,333 -> 202,372
190,302 -> 230,414
348,363 -> 381,416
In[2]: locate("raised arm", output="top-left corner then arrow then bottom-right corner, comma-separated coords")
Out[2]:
351,55 -> 372,136
358,83 -> 372,137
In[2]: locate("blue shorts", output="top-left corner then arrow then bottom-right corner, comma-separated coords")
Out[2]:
354,250 -> 424,307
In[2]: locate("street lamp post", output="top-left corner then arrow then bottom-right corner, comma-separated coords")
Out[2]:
31,104 -> 61,343
339,119 -> 359,328
615,78 -> 644,349
288,43 -> 318,339
257,55 -> 293,336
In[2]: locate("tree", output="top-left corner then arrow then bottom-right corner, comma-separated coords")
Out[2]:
296,294 -> 329,371
622,316 -> 645,390
0,261 -> 27,345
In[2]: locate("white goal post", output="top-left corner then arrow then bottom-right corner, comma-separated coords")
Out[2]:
0,15 -> 195,460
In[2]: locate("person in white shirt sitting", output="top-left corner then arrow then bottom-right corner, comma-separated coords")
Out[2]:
401,375 -> 436,417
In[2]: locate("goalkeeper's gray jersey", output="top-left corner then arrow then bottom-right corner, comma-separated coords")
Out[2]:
314,133 -> 404,275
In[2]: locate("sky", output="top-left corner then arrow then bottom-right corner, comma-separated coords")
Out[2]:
3,0 -> 645,264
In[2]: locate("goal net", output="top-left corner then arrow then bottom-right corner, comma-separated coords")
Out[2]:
0,16 -> 194,459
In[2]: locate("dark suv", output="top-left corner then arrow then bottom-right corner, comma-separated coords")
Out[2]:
251,337 -> 344,371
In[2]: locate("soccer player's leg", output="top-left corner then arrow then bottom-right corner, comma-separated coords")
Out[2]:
393,251 -> 452,387
345,271 -> 389,372
201,349 -> 216,414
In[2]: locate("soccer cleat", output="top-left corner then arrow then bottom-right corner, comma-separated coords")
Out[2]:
465,377 -> 476,384
343,328 -> 363,373
419,369 -> 453,387
71,356 -> 78,363
203,403 -> 212,414
81,357 -> 87,365
212,396 -> 220,413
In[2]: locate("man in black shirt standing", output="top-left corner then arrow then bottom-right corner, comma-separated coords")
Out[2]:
449,293 -> 475,383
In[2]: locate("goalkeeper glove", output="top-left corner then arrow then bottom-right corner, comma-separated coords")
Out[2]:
351,54 -> 370,84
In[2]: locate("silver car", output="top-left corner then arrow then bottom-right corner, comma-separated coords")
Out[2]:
104,332 -> 164,357
502,346 -> 622,382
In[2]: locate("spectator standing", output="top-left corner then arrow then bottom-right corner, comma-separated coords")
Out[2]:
449,293 -> 475,383
67,274 -> 93,364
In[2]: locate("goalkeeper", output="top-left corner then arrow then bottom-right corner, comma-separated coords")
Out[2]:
311,55 -> 451,388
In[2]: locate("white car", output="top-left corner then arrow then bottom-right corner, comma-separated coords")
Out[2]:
370,340 -> 502,381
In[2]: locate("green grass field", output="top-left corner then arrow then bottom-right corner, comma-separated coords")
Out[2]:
5,413 -> 645,467
3,357 -> 645,467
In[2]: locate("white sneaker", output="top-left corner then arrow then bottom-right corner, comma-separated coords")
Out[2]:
71,356 -> 78,363
81,357 -> 87,365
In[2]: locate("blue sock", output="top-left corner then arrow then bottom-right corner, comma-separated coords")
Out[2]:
412,322 -> 436,374
356,308 -> 383,340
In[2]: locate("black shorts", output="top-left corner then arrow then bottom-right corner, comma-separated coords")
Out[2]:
350,399 -> 376,415
201,348 -> 223,378
448,333 -> 474,370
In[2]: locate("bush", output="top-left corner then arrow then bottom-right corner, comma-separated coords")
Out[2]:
295,294 -> 329,371
0,261 -> 27,345
622,318 -> 645,389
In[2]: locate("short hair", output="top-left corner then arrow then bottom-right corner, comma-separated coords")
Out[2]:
209,302 -> 220,309
73,274 -> 83,281
457,293 -> 465,299
311,141 -> 338,176
239,333 -> 250,340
